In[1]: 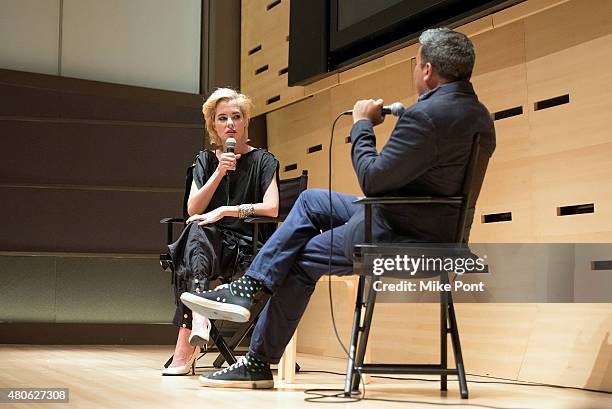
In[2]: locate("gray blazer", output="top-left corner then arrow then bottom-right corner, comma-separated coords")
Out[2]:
345,81 -> 496,255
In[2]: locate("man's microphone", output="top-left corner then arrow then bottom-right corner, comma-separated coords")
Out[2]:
342,102 -> 405,117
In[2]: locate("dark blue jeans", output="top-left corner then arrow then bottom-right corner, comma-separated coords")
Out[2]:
245,188 -> 363,364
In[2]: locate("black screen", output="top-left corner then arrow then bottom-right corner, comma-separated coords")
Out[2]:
337,0 -> 405,30
288,0 -> 523,86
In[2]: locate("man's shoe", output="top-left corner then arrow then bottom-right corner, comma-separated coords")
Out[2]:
199,356 -> 274,389
180,283 -> 253,323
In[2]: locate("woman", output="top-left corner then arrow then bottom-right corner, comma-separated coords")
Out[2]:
162,88 -> 279,375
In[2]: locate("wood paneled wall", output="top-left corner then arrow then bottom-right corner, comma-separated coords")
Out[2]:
241,0 -> 303,116
241,0 -> 612,391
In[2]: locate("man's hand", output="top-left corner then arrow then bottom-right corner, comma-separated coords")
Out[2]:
352,99 -> 385,126
187,206 -> 227,226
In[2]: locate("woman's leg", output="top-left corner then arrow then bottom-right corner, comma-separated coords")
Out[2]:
166,222 -> 224,366
168,258 -> 214,366
168,303 -> 196,368
169,327 -> 196,368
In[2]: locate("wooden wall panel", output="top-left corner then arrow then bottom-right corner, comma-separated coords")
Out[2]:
296,279 -> 356,358
524,0 -> 612,242
241,0 -> 303,116
518,304 -> 612,391
368,304 -> 538,380
266,91 -> 332,187
470,21 -> 533,242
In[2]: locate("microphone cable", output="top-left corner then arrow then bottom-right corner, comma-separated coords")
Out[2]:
302,112 -> 366,403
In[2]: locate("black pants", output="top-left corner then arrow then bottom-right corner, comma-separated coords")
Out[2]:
168,223 -> 249,329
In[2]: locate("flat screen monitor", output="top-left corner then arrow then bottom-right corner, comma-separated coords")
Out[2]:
289,0 -> 522,86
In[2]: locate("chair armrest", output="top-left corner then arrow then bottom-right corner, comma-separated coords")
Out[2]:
353,196 -> 463,205
244,216 -> 285,224
160,217 -> 185,224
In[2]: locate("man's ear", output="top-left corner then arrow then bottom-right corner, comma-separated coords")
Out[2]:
424,62 -> 441,89
423,62 -> 433,81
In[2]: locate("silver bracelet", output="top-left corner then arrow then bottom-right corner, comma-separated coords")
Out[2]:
238,204 -> 255,219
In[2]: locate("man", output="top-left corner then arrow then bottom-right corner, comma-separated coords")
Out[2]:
181,27 -> 496,388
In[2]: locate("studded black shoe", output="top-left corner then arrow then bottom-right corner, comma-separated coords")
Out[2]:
180,283 -> 254,323
199,356 -> 274,389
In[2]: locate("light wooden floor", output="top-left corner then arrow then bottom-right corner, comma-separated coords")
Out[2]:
0,345 -> 610,409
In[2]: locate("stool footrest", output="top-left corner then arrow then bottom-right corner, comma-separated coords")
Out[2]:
357,364 -> 458,375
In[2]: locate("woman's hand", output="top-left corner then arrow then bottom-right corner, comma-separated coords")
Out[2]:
216,152 -> 242,176
187,206 -> 227,226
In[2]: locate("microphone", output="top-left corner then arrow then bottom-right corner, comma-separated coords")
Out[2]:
224,137 -> 237,204
342,102 -> 405,117
225,137 -> 236,153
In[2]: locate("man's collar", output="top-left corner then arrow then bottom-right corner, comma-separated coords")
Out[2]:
418,86 -> 440,102
418,81 -> 475,101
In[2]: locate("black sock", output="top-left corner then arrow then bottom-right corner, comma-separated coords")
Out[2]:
244,352 -> 268,372
230,276 -> 262,299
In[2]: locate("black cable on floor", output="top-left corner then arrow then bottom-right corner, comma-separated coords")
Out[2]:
299,369 -> 612,396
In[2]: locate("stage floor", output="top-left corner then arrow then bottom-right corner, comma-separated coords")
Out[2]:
0,345 -> 609,408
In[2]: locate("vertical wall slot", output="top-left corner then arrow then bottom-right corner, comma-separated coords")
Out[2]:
345,136 -> 351,144
255,65 -> 269,75
493,106 -> 523,121
267,0 -> 281,11
266,95 -> 281,105
557,203 -> 594,216
248,45 -> 262,55
284,163 -> 298,172
534,94 -> 570,111
482,212 -> 512,223
307,144 -> 323,154
278,67 -> 289,76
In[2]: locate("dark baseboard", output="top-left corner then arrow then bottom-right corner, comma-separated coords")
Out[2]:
0,323 -> 178,345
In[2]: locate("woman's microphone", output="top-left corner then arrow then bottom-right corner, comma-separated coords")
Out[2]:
224,137 -> 237,205
225,137 -> 236,154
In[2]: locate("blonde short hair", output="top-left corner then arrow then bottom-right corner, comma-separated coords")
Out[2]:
202,88 -> 253,146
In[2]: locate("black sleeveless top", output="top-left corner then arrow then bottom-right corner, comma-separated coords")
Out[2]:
192,148 -> 279,242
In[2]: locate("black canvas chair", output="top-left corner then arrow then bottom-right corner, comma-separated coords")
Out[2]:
160,161 -> 308,368
344,134 -> 489,399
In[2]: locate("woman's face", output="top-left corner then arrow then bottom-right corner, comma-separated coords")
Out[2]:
214,100 -> 247,146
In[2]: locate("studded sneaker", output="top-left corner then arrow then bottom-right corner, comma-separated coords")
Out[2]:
199,355 -> 274,389
180,283 -> 254,323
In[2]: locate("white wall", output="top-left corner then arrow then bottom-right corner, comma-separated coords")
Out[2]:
61,0 -> 201,93
0,0 -> 201,93
0,0 -> 61,75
